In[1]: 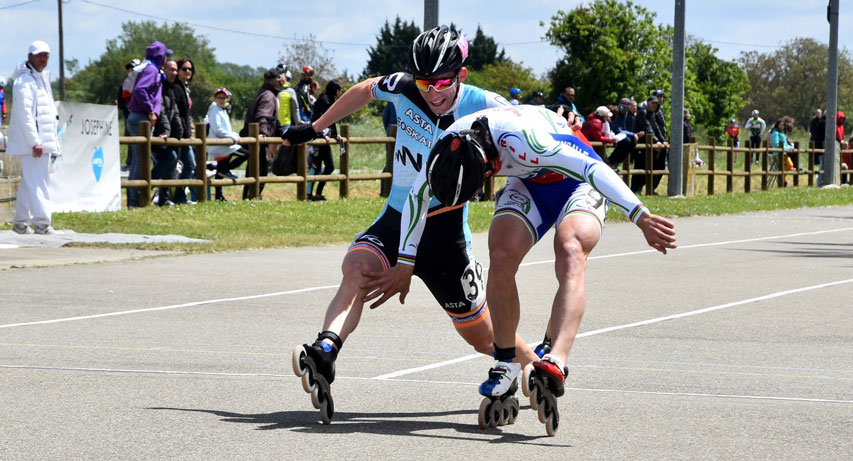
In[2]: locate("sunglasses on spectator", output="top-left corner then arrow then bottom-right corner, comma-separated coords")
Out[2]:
181,67 -> 193,71
414,74 -> 458,93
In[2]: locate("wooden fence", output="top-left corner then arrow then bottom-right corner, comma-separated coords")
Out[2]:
120,127 -> 852,207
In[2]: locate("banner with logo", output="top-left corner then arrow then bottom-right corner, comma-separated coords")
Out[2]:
48,102 -> 121,212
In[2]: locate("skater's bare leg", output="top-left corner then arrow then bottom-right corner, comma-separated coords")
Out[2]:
486,214 -> 534,350
454,313 -> 538,366
547,214 -> 601,364
321,250 -> 387,345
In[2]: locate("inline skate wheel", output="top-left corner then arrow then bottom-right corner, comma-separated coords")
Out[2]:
492,399 -> 505,427
521,363 -> 534,397
301,369 -> 317,393
291,345 -> 307,376
318,388 -> 334,424
311,386 -> 322,409
477,397 -> 492,429
545,408 -> 559,436
505,397 -> 519,425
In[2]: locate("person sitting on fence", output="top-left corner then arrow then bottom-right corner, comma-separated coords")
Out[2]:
769,118 -> 796,174
307,79 -> 343,201
581,105 -> 636,171
726,118 -> 740,148
207,87 -> 248,201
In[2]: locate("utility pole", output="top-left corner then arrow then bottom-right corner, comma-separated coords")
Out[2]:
424,0 -> 439,30
823,0 -> 840,186
57,0 -> 65,100
668,0 -> 686,196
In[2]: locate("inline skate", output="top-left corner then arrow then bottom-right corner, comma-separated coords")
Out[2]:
522,354 -> 568,436
477,360 -> 521,428
291,332 -> 341,424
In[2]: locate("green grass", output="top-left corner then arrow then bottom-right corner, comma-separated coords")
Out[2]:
26,187 -> 851,253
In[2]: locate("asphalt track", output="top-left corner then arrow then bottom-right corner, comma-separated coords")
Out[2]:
2,205 -> 852,459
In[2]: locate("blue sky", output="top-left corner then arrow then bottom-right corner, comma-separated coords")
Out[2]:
1,0 -> 850,89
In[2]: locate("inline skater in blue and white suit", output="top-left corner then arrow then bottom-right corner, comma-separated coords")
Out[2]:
284,26 -> 538,424
371,105 -> 677,434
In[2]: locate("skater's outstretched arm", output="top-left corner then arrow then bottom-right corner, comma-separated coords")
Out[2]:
360,264 -> 414,309
636,212 -> 677,254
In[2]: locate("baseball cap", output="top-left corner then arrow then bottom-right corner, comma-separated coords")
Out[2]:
595,106 -> 613,118
28,40 -> 50,55
647,95 -> 660,104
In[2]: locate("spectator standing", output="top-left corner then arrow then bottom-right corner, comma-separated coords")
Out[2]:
172,57 -> 196,204
8,41 -> 60,234
808,109 -> 824,150
0,76 -> 7,124
382,102 -> 396,135
151,59 -> 182,207
582,105 -> 636,170
307,79 -> 343,201
207,87 -> 248,201
651,90 -> 667,141
277,67 -> 300,133
508,87 -> 522,105
528,91 -> 544,106
296,66 -> 314,123
744,109 -> 766,164
557,86 -> 584,123
126,41 -> 170,208
240,68 -> 282,199
726,118 -> 740,148
631,95 -> 668,193
116,59 -> 140,171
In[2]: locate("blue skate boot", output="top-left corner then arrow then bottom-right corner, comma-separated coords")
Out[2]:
292,331 -> 341,424
477,345 -> 522,429
533,335 -> 552,358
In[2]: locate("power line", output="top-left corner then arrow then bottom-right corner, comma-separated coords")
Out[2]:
0,0 -> 42,10
80,0 -> 373,47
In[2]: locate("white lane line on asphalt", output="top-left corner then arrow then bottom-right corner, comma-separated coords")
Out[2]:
518,227 -> 853,267
5,364 -> 851,405
372,278 -> 853,380
0,285 -> 340,329
3,227 -> 849,330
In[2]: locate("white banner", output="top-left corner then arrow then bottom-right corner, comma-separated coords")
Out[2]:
48,102 -> 121,212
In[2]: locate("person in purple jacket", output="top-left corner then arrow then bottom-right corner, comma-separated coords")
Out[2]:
126,41 -> 171,208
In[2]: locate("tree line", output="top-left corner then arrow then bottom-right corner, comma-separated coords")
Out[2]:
56,0 -> 850,140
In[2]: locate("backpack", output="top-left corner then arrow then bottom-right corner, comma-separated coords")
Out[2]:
271,145 -> 297,176
127,59 -> 154,91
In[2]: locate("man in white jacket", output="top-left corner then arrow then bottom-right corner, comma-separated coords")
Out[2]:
8,40 -> 60,235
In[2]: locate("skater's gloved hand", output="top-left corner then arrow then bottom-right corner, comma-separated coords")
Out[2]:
636,212 -> 677,255
281,123 -> 317,146
360,264 -> 415,309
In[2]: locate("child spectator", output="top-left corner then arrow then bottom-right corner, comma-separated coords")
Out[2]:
207,87 -> 248,201
726,118 -> 740,147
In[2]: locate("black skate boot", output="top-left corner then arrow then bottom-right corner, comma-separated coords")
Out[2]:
292,331 -> 341,424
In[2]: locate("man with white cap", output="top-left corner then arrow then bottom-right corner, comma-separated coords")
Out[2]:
8,40 -> 60,235
744,109 -> 766,164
